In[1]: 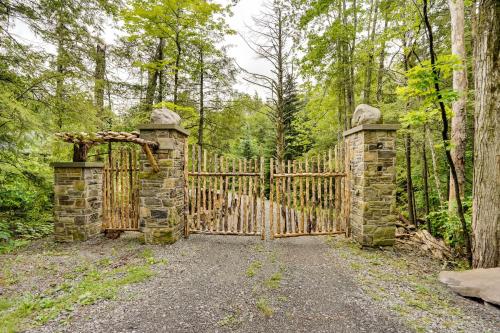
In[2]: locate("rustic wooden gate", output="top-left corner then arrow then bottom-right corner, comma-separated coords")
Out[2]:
186,146 -> 265,238
269,149 -> 347,239
102,147 -> 140,231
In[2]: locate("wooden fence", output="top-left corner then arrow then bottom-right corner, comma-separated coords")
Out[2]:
186,146 -> 265,238
102,147 -> 140,231
269,149 -> 347,238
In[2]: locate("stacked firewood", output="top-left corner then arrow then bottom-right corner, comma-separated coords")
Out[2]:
396,215 -> 452,260
55,131 -> 158,148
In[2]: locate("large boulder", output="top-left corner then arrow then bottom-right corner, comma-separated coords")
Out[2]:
351,104 -> 382,127
438,268 -> 500,305
151,107 -> 181,125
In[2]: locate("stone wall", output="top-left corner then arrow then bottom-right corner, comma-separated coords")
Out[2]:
138,124 -> 188,244
52,162 -> 103,242
344,124 -> 399,246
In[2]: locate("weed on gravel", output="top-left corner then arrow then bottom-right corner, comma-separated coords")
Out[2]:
246,260 -> 262,277
256,297 -> 274,317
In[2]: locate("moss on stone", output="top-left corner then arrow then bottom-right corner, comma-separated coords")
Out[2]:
74,180 -> 85,191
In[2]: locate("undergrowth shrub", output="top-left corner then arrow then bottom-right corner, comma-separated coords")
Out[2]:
0,162 -> 53,253
426,196 -> 472,251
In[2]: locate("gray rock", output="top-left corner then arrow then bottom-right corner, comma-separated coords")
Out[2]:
352,104 -> 382,127
439,268 -> 500,305
150,107 -> 181,125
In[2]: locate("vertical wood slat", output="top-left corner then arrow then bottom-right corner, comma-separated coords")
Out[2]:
285,160 -> 292,233
223,157 -> 229,232
276,160 -> 281,236
230,159 -> 236,233
183,142 -> 189,237
269,158 -> 274,239
253,159 -> 258,234
260,157 -> 266,240
292,160 -> 297,234
327,149 -> 337,232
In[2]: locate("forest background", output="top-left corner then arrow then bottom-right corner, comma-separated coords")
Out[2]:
0,0 -> 497,267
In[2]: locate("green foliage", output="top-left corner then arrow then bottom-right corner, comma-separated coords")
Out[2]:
427,197 -> 473,249
397,55 -> 461,132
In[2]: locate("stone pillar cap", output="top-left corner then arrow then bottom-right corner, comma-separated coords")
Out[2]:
343,124 -> 400,137
138,124 -> 189,136
51,162 -> 104,168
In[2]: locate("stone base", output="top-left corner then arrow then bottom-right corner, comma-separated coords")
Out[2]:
362,226 -> 396,246
143,227 -> 181,245
55,223 -> 101,242
52,163 -> 104,243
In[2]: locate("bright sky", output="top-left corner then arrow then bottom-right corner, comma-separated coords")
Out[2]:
10,0 -> 271,100
223,0 -> 271,97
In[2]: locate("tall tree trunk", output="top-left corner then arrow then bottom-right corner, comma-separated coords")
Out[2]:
376,15 -> 388,104
423,0 -> 472,264
94,42 -> 106,122
55,18 -> 65,129
144,38 -> 162,112
343,0 -> 356,129
363,0 -> 379,104
402,39 -> 416,226
405,133 -> 417,225
472,0 -> 499,268
448,0 -> 468,209
427,128 -> 445,205
423,130 -> 431,233
156,37 -> 165,103
275,7 -> 285,164
197,47 -> 205,167
173,31 -> 182,108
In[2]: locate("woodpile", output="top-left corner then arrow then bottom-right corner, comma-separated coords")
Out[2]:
396,224 -> 453,260
55,131 -> 158,149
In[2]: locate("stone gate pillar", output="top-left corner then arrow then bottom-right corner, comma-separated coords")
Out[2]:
52,162 -> 104,242
138,123 -> 189,245
343,124 -> 399,246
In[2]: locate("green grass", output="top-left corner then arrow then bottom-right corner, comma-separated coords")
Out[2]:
0,260 -> 156,332
264,272 -> 282,289
246,260 -> 262,277
217,313 -> 240,327
0,239 -> 31,255
256,297 -> 274,317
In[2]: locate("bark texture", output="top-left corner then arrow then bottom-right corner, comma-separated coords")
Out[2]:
448,0 -> 468,208
472,0 -> 499,268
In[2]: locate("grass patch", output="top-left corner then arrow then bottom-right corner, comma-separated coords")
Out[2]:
256,297 -> 274,317
0,239 -> 31,255
0,259 -> 156,332
217,313 -> 240,328
0,297 -> 14,311
246,260 -> 262,278
264,272 -> 282,289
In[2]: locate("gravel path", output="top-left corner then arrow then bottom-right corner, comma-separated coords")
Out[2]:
26,234 -> 499,333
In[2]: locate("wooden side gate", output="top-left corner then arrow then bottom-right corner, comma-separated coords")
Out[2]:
186,146 -> 266,238
102,147 -> 140,231
269,149 -> 347,239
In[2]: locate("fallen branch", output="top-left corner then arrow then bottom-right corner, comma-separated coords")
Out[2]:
396,229 -> 452,260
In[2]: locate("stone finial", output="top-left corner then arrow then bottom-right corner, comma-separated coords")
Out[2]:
351,104 -> 382,127
150,107 -> 181,125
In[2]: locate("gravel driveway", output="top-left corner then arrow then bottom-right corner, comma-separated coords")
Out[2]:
27,234 -> 498,333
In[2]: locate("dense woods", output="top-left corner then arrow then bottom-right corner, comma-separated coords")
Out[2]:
0,0 -> 498,267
